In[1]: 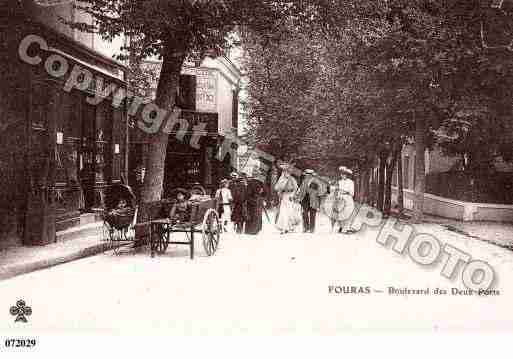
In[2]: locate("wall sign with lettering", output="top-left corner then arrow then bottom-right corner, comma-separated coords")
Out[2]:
183,67 -> 217,113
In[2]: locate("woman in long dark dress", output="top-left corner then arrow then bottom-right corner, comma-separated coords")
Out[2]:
245,178 -> 266,235
229,173 -> 248,233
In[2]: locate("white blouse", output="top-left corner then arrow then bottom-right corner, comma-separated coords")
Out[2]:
338,178 -> 355,197
217,188 -> 233,204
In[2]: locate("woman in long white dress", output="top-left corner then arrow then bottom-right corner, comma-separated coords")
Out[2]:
322,168 -> 356,233
333,166 -> 357,233
274,165 -> 301,234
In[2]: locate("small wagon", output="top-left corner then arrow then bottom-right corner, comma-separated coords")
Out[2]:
102,184 -> 138,253
149,193 -> 221,259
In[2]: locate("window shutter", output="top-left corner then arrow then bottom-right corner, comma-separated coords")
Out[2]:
177,75 -> 196,111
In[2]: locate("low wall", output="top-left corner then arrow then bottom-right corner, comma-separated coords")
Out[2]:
391,187 -> 513,222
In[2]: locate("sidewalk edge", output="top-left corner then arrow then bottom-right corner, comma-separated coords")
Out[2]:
0,242 -> 127,282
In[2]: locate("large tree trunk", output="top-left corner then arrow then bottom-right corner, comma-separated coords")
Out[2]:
413,115 -> 426,223
397,146 -> 404,212
133,44 -> 188,246
384,144 -> 400,216
140,48 -> 186,203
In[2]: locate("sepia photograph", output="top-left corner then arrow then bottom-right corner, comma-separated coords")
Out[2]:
1,0 -> 513,351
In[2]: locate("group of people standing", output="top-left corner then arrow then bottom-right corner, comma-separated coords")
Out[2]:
274,162 -> 357,235
213,163 -> 357,236
215,172 -> 266,235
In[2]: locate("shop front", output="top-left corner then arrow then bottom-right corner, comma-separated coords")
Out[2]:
22,26 -> 128,245
129,110 -> 233,199
164,110 -> 233,196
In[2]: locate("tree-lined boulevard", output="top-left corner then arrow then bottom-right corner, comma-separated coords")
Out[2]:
3,0 -> 513,340
63,1 -> 513,221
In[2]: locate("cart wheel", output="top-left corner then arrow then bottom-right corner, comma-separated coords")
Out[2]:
152,225 -> 169,255
202,209 -> 220,256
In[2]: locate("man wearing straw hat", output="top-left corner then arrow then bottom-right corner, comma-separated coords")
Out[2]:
296,168 -> 325,233
337,166 -> 357,234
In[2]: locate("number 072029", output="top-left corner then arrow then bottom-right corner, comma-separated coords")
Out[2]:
4,338 -> 37,348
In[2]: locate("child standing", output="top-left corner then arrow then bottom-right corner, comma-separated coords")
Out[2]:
216,179 -> 233,232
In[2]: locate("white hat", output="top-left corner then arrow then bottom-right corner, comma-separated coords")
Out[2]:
339,166 -> 353,175
303,169 -> 314,175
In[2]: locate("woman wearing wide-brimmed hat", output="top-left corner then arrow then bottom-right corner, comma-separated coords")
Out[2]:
274,160 -> 301,234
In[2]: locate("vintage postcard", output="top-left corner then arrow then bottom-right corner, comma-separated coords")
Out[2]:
1,0 -> 513,351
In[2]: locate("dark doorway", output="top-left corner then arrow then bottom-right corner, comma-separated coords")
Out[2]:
163,138 -> 202,198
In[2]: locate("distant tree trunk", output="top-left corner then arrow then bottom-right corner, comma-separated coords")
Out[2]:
377,151 -> 387,212
370,167 -> 377,207
360,167 -> 369,204
397,146 -> 404,212
140,46 -> 187,203
384,144 -> 400,215
413,115 -> 426,223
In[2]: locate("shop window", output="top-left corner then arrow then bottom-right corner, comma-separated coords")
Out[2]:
55,91 -> 81,186
95,103 -> 112,183
80,101 -> 96,188
65,91 -> 82,139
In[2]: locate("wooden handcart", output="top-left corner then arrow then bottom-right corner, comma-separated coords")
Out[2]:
149,197 -> 221,259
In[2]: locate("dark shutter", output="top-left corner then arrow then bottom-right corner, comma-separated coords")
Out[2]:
177,74 -> 196,111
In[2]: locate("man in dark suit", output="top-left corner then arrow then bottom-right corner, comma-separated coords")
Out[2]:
295,169 -> 326,233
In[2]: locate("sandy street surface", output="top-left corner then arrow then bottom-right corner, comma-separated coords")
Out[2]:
1,215 -> 513,335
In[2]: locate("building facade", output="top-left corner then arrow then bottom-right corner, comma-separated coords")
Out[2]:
0,1 -> 129,249
129,56 -> 241,197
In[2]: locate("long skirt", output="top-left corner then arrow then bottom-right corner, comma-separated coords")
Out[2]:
221,204 -> 232,224
231,201 -> 247,224
245,199 -> 263,235
276,192 -> 301,232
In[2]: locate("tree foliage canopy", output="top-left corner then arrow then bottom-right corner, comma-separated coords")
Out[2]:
67,0 -> 308,201
243,0 -> 513,176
